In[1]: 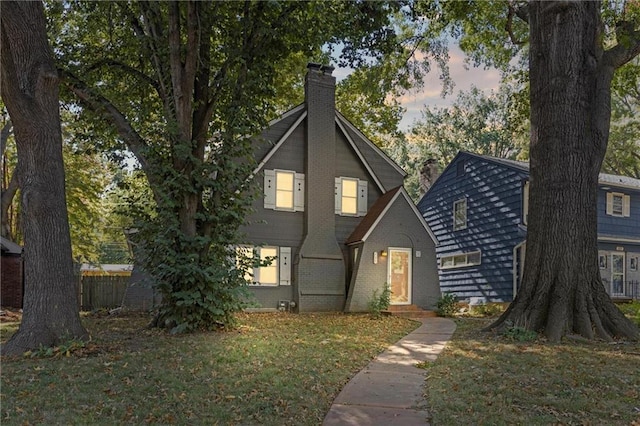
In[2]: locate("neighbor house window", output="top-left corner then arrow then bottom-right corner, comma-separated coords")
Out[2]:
440,251 -> 481,269
606,192 -> 630,217
264,169 -> 304,211
236,245 -> 291,286
453,198 -> 467,231
335,177 -> 368,216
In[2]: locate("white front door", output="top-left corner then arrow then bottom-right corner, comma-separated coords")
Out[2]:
611,253 -> 625,296
388,248 -> 411,305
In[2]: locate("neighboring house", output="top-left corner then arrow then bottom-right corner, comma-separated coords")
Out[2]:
1,236 -> 23,309
417,151 -> 640,303
240,63 -> 440,312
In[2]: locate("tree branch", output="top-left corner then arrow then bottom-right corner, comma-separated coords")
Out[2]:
506,1 -> 529,45
86,59 -> 161,93
59,69 -> 154,181
603,20 -> 640,69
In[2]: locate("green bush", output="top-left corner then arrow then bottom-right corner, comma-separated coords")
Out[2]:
436,293 -> 458,317
471,303 -> 504,317
368,284 -> 391,319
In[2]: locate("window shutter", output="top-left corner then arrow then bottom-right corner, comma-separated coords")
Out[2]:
623,195 -> 631,217
606,192 -> 613,215
357,180 -> 368,216
264,170 -> 276,209
335,177 -> 342,214
294,173 -> 305,212
279,247 -> 291,285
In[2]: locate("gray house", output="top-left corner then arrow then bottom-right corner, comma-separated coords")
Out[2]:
240,63 -> 440,313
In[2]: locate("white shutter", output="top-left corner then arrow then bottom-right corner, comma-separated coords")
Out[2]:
623,195 -> 631,217
606,192 -> 613,215
279,247 -> 291,285
357,180 -> 368,216
294,173 -> 305,212
264,170 -> 276,210
335,177 -> 342,214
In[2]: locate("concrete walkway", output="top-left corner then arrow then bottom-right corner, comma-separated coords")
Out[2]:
323,317 -> 456,426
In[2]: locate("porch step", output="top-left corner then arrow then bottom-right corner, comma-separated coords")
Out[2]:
383,304 -> 438,318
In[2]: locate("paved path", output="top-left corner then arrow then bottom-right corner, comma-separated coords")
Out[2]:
323,317 -> 456,426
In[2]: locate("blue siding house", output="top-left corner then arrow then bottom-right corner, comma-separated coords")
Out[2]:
417,151 -> 640,303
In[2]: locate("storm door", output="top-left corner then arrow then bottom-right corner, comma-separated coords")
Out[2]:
611,253 -> 625,296
388,248 -> 412,305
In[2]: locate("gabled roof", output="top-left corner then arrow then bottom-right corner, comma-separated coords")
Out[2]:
251,105 -> 405,194
452,151 -> 640,190
346,186 -> 438,245
1,236 -> 22,255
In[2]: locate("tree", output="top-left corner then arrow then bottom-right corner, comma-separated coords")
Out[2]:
488,1 -> 640,341
603,58 -> 640,178
408,0 -> 639,341
0,1 -> 88,355
50,1 -> 406,332
399,82 -> 529,199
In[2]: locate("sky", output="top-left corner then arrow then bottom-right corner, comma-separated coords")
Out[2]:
334,43 -> 503,132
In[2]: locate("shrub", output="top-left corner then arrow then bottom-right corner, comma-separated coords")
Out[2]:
368,284 -> 391,319
471,303 -> 504,317
436,293 -> 458,317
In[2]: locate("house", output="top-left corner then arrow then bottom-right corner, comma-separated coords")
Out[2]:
240,63 -> 440,312
417,151 -> 640,303
1,236 -> 23,309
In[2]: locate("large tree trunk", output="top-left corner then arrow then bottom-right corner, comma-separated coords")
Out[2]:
489,1 -> 639,342
1,1 -> 88,356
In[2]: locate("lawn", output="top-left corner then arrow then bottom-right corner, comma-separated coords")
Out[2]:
424,302 -> 640,426
0,311 -> 418,425
2,305 -> 640,426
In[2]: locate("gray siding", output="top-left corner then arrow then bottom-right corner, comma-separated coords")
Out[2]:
345,196 -> 439,311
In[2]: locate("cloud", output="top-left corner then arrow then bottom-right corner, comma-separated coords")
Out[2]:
398,44 -> 502,130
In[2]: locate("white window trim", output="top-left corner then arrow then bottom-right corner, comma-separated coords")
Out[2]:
440,251 -> 482,269
264,169 -> 304,212
335,177 -> 368,217
453,198 -> 467,231
606,192 -> 630,217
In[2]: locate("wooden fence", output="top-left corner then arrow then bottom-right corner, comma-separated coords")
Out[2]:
78,275 -> 129,311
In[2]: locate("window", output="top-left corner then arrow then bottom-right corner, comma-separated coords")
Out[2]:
606,192 -> 630,217
440,251 -> 481,269
335,177 -> 368,216
236,246 -> 291,286
522,180 -> 530,225
453,198 -> 467,230
264,169 -> 304,212
275,171 -> 294,209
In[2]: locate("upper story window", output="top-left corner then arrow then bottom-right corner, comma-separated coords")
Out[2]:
606,192 -> 630,217
335,177 -> 368,216
453,198 -> 467,231
264,169 -> 304,212
522,180 -> 530,225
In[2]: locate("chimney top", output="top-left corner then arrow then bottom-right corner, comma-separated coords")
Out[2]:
307,62 -> 334,76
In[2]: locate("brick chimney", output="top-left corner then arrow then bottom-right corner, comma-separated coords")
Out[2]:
297,63 -> 345,312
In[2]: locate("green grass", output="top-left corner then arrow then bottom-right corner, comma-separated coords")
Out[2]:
424,316 -> 640,425
1,312 -> 417,425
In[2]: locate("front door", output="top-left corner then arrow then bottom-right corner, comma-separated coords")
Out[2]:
611,253 -> 625,296
388,248 -> 411,305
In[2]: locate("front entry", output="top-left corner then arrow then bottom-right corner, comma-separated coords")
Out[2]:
388,248 -> 411,305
